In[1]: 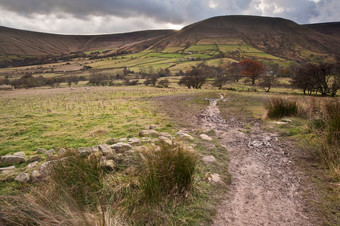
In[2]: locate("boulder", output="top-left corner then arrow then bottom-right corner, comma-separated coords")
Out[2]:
0,155 -> 26,165
91,146 -> 101,153
207,173 -> 223,184
128,137 -> 141,146
177,133 -> 194,141
99,144 -> 111,152
78,147 -> 92,156
158,132 -> 173,139
28,155 -> 42,163
36,148 -> 47,154
100,157 -> 115,171
13,151 -> 26,158
0,166 -> 15,172
106,138 -> 119,145
45,149 -> 55,157
200,134 -> 213,141
31,170 -> 42,180
101,146 -> 115,158
139,130 -> 159,137
26,161 -> 39,169
158,136 -> 172,145
15,173 -> 30,183
119,138 -> 128,142
40,161 -> 54,175
110,143 -> 132,153
202,155 -> 217,163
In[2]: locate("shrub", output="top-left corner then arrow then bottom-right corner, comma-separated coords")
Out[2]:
157,79 -> 169,88
140,143 -> 197,204
265,98 -> 298,119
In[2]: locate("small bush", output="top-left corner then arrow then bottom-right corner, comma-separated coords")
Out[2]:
265,98 -> 298,119
140,143 -> 197,204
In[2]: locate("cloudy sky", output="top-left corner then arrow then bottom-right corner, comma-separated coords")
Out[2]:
0,0 -> 339,35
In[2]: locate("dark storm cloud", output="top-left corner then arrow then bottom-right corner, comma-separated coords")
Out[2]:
0,0 -> 339,34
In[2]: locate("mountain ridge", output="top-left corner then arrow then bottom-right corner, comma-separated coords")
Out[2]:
0,15 -> 339,66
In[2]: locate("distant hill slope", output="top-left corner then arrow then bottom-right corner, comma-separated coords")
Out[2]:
144,15 -> 340,61
0,26 -> 174,56
0,15 -> 339,65
304,22 -> 340,39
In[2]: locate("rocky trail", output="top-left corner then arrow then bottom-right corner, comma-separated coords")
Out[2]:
199,96 -> 316,225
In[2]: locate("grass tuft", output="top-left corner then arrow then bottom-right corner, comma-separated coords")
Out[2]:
265,98 -> 298,119
324,102 -> 340,145
51,151 -> 103,209
140,142 -> 197,205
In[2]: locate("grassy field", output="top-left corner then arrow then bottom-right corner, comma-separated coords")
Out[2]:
0,87 -> 203,156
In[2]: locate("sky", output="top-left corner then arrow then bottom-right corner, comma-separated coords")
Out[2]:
0,0 -> 339,35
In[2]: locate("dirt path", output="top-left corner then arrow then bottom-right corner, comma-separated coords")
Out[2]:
199,97 -> 315,225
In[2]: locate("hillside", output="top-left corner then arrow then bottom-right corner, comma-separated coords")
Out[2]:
0,15 -> 339,68
304,22 -> 340,39
145,16 -> 340,61
0,26 -> 174,56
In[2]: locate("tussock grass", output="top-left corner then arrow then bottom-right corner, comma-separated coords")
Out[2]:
140,142 -> 197,205
51,152 -> 103,209
265,98 -> 298,119
0,142 -> 200,225
324,102 -> 340,145
307,101 -> 340,180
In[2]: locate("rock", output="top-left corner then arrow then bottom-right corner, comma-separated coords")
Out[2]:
45,149 -> 55,157
274,121 -> 288,125
36,148 -> 47,154
31,170 -> 41,180
58,148 -> 68,155
101,147 -> 115,158
158,136 -> 172,145
100,157 -> 115,171
0,155 -> 26,165
119,138 -> 128,142
78,147 -> 92,156
208,173 -> 223,184
110,143 -> 132,153
107,138 -> 119,145
0,166 -> 15,171
281,118 -> 292,123
202,155 -> 217,163
158,132 -> 173,139
40,161 -> 54,175
91,146 -> 101,152
200,134 -> 213,141
140,137 -> 151,144
128,137 -> 141,146
13,151 -> 26,158
139,130 -> 159,137
26,161 -> 39,169
15,173 -> 30,183
98,144 -> 111,152
178,133 -> 194,141
28,155 -> 42,163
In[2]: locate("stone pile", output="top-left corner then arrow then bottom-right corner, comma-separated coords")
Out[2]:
0,128 -> 197,183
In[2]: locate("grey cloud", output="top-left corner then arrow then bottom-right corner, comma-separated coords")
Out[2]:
0,0 -> 339,34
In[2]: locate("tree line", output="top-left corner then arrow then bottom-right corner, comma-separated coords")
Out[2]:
1,59 -> 339,96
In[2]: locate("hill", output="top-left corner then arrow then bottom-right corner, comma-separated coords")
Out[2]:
0,15 -> 339,68
143,16 -> 340,61
0,26 -> 174,56
304,22 -> 340,39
